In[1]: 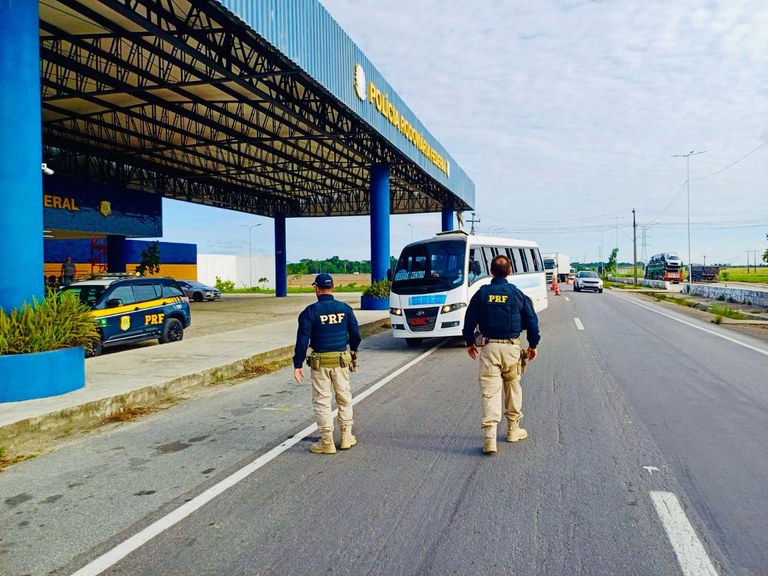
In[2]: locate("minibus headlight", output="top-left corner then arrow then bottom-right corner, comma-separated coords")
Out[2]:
389,307 -> 402,316
441,302 -> 467,314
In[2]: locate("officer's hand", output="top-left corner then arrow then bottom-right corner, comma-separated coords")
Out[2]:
526,348 -> 537,361
467,345 -> 478,360
294,368 -> 304,384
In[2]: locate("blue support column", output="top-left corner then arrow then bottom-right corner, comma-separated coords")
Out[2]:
0,1 -> 43,311
107,236 -> 127,273
441,207 -> 454,232
370,164 -> 391,283
274,216 -> 287,297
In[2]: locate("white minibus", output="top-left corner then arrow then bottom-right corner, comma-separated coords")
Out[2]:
389,230 -> 548,345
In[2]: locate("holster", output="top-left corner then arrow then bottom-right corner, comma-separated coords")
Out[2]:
474,331 -> 486,347
519,350 -> 528,374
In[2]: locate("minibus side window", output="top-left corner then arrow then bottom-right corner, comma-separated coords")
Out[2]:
518,248 -> 531,272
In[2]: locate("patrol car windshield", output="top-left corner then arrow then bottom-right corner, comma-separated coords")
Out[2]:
392,240 -> 466,294
59,284 -> 106,308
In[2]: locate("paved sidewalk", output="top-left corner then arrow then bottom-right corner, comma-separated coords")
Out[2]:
0,296 -> 389,453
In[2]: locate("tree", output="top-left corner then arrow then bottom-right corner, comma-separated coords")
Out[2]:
136,241 -> 161,276
606,248 -> 619,276
763,233 -> 768,264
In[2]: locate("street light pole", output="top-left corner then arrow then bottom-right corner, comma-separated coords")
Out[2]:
238,223 -> 262,287
671,150 -> 706,285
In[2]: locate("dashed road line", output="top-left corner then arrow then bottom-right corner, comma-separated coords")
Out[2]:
574,317 -> 585,330
650,491 -> 719,576
70,342 -> 446,576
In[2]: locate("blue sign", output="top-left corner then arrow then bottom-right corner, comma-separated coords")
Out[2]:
43,174 -> 162,237
408,294 -> 447,306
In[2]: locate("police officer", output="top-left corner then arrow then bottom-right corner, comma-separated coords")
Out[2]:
463,254 -> 540,454
61,256 -> 76,287
294,273 -> 362,454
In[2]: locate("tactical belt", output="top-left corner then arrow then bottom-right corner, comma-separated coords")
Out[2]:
307,351 -> 351,370
485,338 -> 520,344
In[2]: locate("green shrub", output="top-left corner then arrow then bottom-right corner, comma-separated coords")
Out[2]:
710,305 -> 748,320
362,280 -> 391,298
215,276 -> 236,292
0,294 -> 99,355
712,315 -> 723,324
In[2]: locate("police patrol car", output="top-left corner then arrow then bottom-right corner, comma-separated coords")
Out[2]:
60,275 -> 191,356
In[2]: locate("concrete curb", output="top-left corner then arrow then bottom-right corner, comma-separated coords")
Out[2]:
0,318 -> 390,456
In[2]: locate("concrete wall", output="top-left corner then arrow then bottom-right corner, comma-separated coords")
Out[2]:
608,276 -> 669,289
198,254 -> 276,289
684,284 -> 768,307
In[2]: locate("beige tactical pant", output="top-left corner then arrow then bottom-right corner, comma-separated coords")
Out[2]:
478,340 -> 523,430
310,366 -> 353,434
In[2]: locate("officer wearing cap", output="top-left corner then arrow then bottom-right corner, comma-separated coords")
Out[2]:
463,254 -> 540,454
294,273 -> 362,454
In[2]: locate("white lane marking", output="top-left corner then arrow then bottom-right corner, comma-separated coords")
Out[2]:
613,292 -> 768,357
70,341 -> 445,576
574,317 -> 585,331
650,491 -> 718,576
564,296 -> 570,302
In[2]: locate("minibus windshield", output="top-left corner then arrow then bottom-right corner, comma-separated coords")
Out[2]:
392,240 -> 466,294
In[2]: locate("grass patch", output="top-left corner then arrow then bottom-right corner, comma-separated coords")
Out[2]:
709,305 -> 749,320
102,405 -> 158,423
0,447 -> 39,472
650,293 -> 701,308
240,357 -> 293,377
717,267 -> 768,283
712,315 -> 723,324
605,281 -> 642,290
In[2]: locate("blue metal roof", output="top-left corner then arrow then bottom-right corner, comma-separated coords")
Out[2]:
39,0 -> 474,218
216,0 -> 474,208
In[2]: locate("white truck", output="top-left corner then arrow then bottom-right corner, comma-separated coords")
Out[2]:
542,253 -> 571,283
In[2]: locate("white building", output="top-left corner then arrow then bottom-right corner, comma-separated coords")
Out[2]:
197,253 -> 276,289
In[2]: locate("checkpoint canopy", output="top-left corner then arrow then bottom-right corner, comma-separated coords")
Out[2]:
4,0 -> 476,311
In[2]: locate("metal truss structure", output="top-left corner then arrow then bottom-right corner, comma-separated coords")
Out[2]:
39,0 -> 469,218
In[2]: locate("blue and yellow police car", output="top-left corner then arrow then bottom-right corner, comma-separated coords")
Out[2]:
60,275 -> 191,356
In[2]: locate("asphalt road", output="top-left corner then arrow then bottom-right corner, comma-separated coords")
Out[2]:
2,290 -> 766,575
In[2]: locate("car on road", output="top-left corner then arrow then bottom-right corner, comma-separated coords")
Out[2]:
176,280 -> 222,302
60,275 -> 191,356
574,270 -> 604,293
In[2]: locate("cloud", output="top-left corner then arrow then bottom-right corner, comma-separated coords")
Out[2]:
319,0 -> 768,263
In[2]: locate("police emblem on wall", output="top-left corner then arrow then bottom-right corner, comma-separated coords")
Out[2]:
353,63 -> 366,101
120,316 -> 130,331
100,200 -> 112,217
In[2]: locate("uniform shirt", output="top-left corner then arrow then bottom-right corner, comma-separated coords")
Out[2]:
293,294 -> 362,368
462,276 -> 541,348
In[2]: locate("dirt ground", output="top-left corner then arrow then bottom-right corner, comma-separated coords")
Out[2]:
287,273 -> 371,288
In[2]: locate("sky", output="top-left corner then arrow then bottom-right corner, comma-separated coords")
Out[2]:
161,0 -> 768,267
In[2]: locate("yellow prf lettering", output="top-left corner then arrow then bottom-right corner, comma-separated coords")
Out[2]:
488,295 -> 508,303
319,315 -> 329,324
144,313 -> 165,325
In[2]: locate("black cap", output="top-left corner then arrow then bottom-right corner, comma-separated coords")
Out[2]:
312,273 -> 334,288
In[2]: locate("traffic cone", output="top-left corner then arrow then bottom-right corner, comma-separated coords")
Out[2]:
554,282 -> 561,296
550,277 -> 556,291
